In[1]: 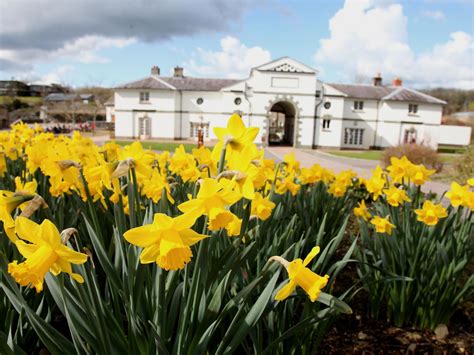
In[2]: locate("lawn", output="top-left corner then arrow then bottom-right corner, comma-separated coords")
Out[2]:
326,150 -> 383,160
0,96 -> 43,106
113,140 -> 201,152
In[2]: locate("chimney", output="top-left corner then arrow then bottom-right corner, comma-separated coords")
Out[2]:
174,66 -> 184,78
392,76 -> 402,86
151,65 -> 160,76
372,72 -> 382,86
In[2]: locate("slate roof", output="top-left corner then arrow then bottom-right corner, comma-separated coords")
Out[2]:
45,93 -> 79,102
326,83 -> 445,104
116,75 -> 241,91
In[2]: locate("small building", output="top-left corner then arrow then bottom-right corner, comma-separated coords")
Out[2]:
28,84 -> 54,97
105,96 -> 115,122
44,93 -> 80,103
0,80 -> 30,96
79,94 -> 94,104
111,57 -> 464,149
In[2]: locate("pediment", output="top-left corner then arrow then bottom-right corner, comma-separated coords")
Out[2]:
255,57 -> 317,74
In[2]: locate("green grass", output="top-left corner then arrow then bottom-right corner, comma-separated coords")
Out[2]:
326,150 -> 383,160
112,140 -> 201,152
437,145 -> 466,154
0,96 -> 43,106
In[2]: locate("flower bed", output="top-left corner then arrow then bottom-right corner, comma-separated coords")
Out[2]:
0,115 -> 472,353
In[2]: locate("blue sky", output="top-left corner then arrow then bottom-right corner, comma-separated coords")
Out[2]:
1,0 -> 473,88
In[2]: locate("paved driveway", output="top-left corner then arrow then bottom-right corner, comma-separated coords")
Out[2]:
265,146 -> 451,197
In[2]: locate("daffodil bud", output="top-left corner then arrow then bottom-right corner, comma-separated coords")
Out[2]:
58,160 -> 82,170
111,158 -> 134,179
217,170 -> 246,181
60,227 -> 78,244
19,195 -> 48,218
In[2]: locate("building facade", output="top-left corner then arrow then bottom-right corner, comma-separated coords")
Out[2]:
113,57 -> 449,149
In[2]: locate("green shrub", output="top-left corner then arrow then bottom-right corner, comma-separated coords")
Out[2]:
453,145 -> 474,183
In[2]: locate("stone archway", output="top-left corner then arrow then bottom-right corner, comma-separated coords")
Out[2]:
267,101 -> 297,146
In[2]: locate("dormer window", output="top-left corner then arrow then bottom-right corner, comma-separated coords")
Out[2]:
408,104 -> 418,114
353,101 -> 364,111
140,92 -> 150,102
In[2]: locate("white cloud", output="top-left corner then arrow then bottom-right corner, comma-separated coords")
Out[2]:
185,36 -> 272,78
315,0 -> 474,88
55,36 -> 137,63
422,10 -> 445,20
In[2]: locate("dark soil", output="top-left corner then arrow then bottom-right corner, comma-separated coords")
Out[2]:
320,215 -> 474,353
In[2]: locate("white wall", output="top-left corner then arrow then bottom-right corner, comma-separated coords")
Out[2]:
105,106 -> 114,123
438,125 -> 472,146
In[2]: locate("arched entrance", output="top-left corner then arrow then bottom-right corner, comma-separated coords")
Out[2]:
268,101 -> 296,146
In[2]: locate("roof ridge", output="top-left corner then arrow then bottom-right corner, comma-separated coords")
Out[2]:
151,75 -> 176,90
382,87 -> 404,100
402,87 -> 447,104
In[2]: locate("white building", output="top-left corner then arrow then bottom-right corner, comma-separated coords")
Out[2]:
112,57 -> 463,149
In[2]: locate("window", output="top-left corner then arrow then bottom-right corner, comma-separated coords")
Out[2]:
190,122 -> 209,138
139,92 -> 150,102
322,119 -> 331,130
408,104 -> 418,114
315,90 -> 321,99
324,102 -> 331,109
197,97 -> 204,105
344,128 -> 364,145
234,97 -> 242,105
353,101 -> 364,111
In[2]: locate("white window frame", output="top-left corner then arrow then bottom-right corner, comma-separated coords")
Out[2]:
344,128 -> 365,146
353,101 -> 364,111
322,119 -> 331,131
139,92 -> 150,103
408,103 -> 418,115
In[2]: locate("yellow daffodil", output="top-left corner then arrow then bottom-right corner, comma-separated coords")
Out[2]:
387,156 -> 414,184
354,200 -> 371,221
123,213 -> 206,270
8,217 -> 88,293
445,182 -> 470,208
116,141 -> 154,182
409,164 -> 435,186
272,246 -> 329,302
300,164 -> 333,185
0,192 -> 34,241
251,192 -> 276,220
141,169 -> 174,204
178,178 -> 241,218
213,113 -> 259,154
169,145 -> 201,183
467,178 -> 474,187
383,185 -> 411,207
365,166 -> 386,200
283,152 -> 300,173
415,200 -> 448,226
370,216 -> 395,235
275,172 -> 300,196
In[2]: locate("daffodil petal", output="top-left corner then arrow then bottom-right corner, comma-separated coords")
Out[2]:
15,216 -> 41,244
275,280 -> 297,301
303,246 -> 320,267
140,245 -> 161,264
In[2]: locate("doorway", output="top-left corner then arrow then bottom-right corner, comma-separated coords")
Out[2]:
268,101 -> 296,146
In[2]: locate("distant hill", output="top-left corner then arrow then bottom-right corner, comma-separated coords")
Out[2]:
421,88 -> 474,115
